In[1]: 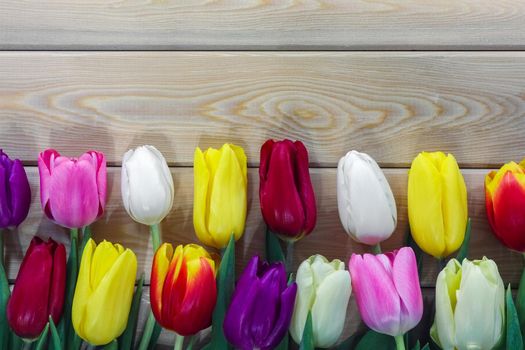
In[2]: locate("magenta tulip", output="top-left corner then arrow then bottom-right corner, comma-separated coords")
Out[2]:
38,149 -> 106,229
349,247 -> 423,336
7,237 -> 66,339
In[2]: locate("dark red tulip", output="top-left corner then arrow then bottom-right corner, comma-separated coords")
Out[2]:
7,237 -> 66,339
0,149 -> 31,228
259,139 -> 317,240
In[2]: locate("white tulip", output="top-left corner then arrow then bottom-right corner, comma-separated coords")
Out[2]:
337,150 -> 397,245
431,258 -> 505,350
290,255 -> 351,348
121,145 -> 174,226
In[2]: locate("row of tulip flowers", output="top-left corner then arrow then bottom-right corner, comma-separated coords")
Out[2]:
0,140 -> 524,350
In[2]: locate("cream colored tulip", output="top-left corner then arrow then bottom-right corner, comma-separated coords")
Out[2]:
290,255 -> 351,348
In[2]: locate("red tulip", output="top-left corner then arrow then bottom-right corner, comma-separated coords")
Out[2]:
259,139 -> 316,240
7,237 -> 66,339
485,160 -> 525,251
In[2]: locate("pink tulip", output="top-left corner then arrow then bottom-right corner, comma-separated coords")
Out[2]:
349,247 -> 423,336
38,149 -> 106,229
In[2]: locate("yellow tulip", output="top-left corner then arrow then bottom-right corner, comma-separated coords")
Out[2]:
193,143 -> 247,248
72,239 -> 137,345
408,152 -> 468,258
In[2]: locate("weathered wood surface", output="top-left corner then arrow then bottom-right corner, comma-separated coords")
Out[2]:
1,1 -> 525,50
4,167 -> 522,289
1,52 -> 525,168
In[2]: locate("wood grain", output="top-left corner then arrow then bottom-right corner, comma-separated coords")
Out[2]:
1,52 -> 525,168
3,167 -> 523,288
1,1 -> 525,50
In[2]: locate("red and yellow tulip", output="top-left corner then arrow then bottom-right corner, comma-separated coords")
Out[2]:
485,159 -> 525,251
150,243 -> 217,336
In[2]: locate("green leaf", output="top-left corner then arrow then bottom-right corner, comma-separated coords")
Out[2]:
8,332 -> 23,350
48,316 -> 62,350
34,323 -> 50,350
299,312 -> 314,350
118,274 -> 144,350
266,228 -> 285,263
455,218 -> 471,262
274,333 -> 289,350
506,285 -> 523,350
355,330 -> 396,350
207,234 -> 235,349
516,263 -> 525,340
103,339 -> 118,350
421,345 -> 430,350
0,256 -> 10,350
411,340 -> 420,350
65,235 -> 81,350
146,322 -> 162,350
79,226 -> 92,260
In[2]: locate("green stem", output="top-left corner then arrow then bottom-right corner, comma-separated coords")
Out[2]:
174,334 -> 184,350
150,224 -> 161,252
70,228 -> 79,242
137,312 -> 156,350
394,335 -> 405,350
285,240 -> 294,275
372,243 -> 382,254
22,340 -> 32,350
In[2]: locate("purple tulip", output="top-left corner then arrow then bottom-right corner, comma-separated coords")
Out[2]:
224,256 -> 297,350
349,247 -> 423,336
0,150 -> 31,228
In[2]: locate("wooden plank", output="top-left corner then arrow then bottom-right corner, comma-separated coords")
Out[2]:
1,52 -> 525,168
3,167 -> 522,288
1,1 -> 525,50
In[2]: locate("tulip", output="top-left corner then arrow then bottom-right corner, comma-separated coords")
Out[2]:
259,139 -> 316,241
7,237 -> 66,339
290,255 -> 351,348
485,160 -> 525,251
72,239 -> 137,345
349,247 -> 423,337
194,143 -> 247,249
408,151 -> 468,258
224,256 -> 297,350
337,150 -> 397,245
431,258 -> 504,350
38,149 -> 106,229
121,145 -> 174,226
150,243 -> 217,336
0,150 -> 31,228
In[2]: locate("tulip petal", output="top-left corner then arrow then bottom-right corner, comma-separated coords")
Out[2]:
311,269 -> 351,348
490,172 -> 525,251
193,147 -> 214,247
349,253 -> 401,336
454,259 -> 504,350
161,245 -> 185,329
294,141 -> 316,237
7,238 -> 54,338
290,258 -> 315,344
150,243 -> 174,323
259,140 -> 275,182
90,240 -> 121,289
207,144 -> 247,248
408,153 -> 446,257
83,249 -> 137,345
48,242 -> 66,324
0,165 -> 9,227
37,149 -> 60,220
261,282 -> 297,350
392,247 -> 423,334
441,154 -> 468,256
72,239 -> 96,341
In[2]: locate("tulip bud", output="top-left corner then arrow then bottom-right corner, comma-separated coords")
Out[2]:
38,149 -> 107,229
224,256 -> 297,350
349,247 -> 423,336
408,152 -> 468,258
193,143 -> 247,249
72,239 -> 137,345
337,151 -> 397,245
121,145 -> 174,226
259,139 -> 317,241
150,243 -> 217,336
7,237 -> 66,339
485,159 -> 525,251
0,150 -> 31,228
290,255 -> 351,348
431,258 -> 504,350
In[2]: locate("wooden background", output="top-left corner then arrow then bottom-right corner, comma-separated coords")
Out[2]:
1,1 -> 525,348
